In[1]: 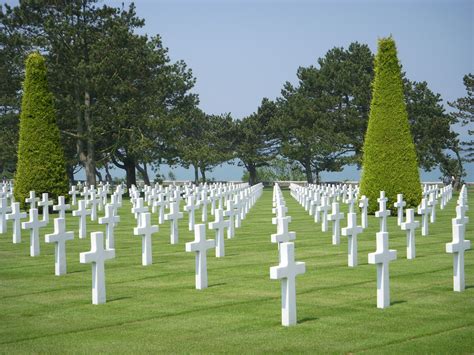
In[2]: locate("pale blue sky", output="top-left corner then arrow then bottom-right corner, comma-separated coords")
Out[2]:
118,0 -> 473,182
7,0 -> 474,181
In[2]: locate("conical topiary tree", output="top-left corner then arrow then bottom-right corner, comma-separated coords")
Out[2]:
14,52 -> 69,208
359,37 -> 421,214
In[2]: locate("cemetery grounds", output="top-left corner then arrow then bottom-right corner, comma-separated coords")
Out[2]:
0,188 -> 472,353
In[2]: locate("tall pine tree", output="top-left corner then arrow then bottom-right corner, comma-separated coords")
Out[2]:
14,52 -> 69,207
359,37 -> 421,213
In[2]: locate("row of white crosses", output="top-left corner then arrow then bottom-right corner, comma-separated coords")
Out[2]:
290,182 -> 470,309
0,185 -> 121,305
186,183 -> 264,289
270,183 -> 306,327
446,185 -> 470,292
289,183 -> 366,267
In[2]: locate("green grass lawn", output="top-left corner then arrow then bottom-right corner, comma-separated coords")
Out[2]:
0,188 -> 473,353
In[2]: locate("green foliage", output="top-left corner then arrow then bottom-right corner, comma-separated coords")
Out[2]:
359,37 -> 421,213
241,158 -> 306,183
275,43 -> 374,183
235,98 -> 279,185
449,73 -> 474,162
14,52 -> 69,207
178,108 -> 234,182
405,79 -> 458,170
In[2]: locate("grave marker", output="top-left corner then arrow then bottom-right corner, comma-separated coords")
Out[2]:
446,220 -> 471,292
45,218 -> 74,275
341,212 -> 363,267
80,231 -> 115,304
72,200 -> 91,239
209,208 -> 230,257
6,202 -> 27,243
185,224 -> 215,289
368,230 -> 397,309
98,204 -> 120,249
270,242 -> 306,326
400,209 -> 419,259
22,208 -> 47,256
134,212 -> 158,266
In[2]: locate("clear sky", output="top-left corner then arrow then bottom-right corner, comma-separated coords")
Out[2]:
8,0 -> 474,181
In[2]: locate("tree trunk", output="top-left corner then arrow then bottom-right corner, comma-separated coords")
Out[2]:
77,90 -> 96,187
105,164 -> 112,183
66,165 -> 75,185
248,164 -> 257,185
194,164 -> 199,184
304,159 -> 313,183
200,165 -> 207,183
95,168 -> 103,183
124,158 -> 136,188
136,162 -> 151,185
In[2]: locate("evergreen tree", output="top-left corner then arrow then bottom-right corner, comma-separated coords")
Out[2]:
14,52 -> 69,207
359,37 -> 421,213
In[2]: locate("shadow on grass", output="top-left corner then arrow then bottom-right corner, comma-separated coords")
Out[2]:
108,296 -> 133,302
299,316 -> 319,324
208,282 -> 227,288
391,300 -> 407,306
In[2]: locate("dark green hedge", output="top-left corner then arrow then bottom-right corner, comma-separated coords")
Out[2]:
14,52 -> 69,208
359,37 -> 421,214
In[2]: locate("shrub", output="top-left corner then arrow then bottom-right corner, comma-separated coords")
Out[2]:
14,52 -> 69,208
359,37 -> 421,214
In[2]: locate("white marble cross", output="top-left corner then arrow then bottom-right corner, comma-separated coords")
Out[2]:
53,196 -> 70,219
359,195 -> 369,229
72,200 -> 91,239
132,197 -> 148,227
393,194 -> 406,226
6,202 -> 27,243
200,189 -> 208,222
69,186 -> 78,206
368,231 -> 397,309
446,219 -> 471,292
400,209 -> 419,259
417,198 -> 429,236
224,198 -> 236,239
375,191 -> 391,233
346,187 -> 357,213
328,202 -> 344,245
153,193 -> 166,224
272,204 -> 288,225
234,195 -> 243,228
428,193 -> 437,223
0,196 -> 11,234
89,190 -> 100,221
25,191 -> 39,209
134,212 -> 158,266
22,208 -> 47,257
317,196 -> 331,232
38,193 -> 53,224
454,204 -> 469,226
270,242 -> 306,326
109,193 -> 121,217
185,223 -> 215,289
209,208 -> 230,258
341,212 -> 363,267
80,231 -> 115,304
184,195 -> 197,231
45,217 -> 74,275
164,200 -> 183,244
271,216 -> 296,244
98,204 -> 120,249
